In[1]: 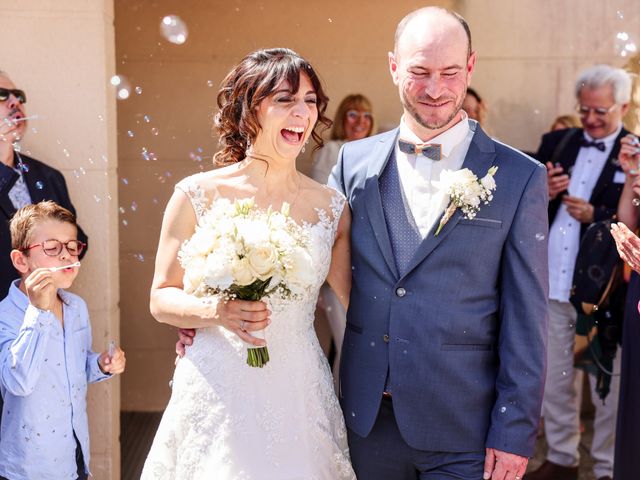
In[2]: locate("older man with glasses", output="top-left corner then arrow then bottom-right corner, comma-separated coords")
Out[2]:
0,70 -> 88,297
529,64 -> 632,480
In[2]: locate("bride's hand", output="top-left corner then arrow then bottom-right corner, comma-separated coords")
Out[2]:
216,299 -> 270,346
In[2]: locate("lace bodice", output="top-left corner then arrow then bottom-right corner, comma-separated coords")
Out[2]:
142,173 -> 354,480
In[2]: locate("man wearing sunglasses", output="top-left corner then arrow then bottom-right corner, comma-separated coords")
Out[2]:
529,65 -> 631,480
0,70 -> 88,298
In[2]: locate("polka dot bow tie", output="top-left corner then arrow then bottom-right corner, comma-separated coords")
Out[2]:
398,139 -> 442,161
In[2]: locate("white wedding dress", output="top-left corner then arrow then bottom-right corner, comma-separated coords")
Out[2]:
141,174 -> 355,480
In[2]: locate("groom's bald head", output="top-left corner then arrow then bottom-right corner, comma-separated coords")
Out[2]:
394,7 -> 473,61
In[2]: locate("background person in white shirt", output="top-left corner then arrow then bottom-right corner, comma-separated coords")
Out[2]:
529,64 -> 632,480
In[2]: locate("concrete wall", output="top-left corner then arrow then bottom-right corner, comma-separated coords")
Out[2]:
116,0 -> 640,413
0,1 -> 120,478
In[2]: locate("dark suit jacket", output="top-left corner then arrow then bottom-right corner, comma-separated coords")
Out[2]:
536,127 -> 629,237
0,152 -> 88,298
330,123 -> 549,456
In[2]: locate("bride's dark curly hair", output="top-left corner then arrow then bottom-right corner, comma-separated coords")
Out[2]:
213,48 -> 331,166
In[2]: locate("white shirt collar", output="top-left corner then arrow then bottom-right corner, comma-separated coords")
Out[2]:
398,111 -> 470,158
583,124 -> 622,145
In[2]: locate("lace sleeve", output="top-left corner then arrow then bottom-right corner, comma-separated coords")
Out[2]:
327,188 -> 346,240
175,174 -> 208,221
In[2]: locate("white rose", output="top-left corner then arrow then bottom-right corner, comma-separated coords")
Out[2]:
235,218 -> 270,246
480,173 -> 496,191
183,256 -> 207,294
269,212 -> 287,229
286,246 -> 315,293
247,244 -> 277,280
204,252 -> 234,290
271,229 -> 296,251
189,229 -> 217,256
232,256 -> 257,286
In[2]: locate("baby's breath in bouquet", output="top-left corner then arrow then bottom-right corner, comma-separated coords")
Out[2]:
178,198 -> 315,367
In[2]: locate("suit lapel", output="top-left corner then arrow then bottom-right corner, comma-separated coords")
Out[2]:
589,128 -> 627,202
0,160 -> 18,220
21,156 -> 48,204
364,130 -> 399,278
401,123 -> 497,278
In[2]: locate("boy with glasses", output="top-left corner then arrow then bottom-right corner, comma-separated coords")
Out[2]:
0,201 -> 125,480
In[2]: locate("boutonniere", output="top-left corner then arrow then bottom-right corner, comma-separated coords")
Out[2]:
433,166 -> 498,236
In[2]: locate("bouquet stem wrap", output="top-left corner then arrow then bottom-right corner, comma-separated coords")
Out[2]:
230,279 -> 271,368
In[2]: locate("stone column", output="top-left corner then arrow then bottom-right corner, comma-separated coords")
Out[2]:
0,1 -> 120,478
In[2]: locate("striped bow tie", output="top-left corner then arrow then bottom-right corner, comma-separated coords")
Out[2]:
398,139 -> 442,161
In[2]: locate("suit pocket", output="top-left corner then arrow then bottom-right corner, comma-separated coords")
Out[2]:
458,217 -> 502,229
441,343 -> 493,351
345,322 -> 363,334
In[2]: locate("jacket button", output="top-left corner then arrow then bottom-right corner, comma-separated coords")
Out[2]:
383,334 -> 390,343
396,287 -> 406,297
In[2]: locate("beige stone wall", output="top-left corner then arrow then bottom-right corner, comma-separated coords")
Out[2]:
117,0 -> 640,413
0,1 -> 120,478
459,0 -> 640,147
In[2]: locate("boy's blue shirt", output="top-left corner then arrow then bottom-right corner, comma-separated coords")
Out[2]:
0,280 -> 110,480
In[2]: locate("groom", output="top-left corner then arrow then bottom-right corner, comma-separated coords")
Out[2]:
329,7 -> 548,480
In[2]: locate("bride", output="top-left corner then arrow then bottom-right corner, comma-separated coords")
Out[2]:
141,48 -> 355,479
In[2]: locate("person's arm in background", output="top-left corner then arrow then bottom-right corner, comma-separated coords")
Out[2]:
612,134 -> 640,272
617,134 -> 640,229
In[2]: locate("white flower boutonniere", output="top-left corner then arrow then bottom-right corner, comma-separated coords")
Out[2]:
433,166 -> 498,236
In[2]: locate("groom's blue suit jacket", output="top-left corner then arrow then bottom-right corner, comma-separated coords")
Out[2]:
330,122 -> 549,457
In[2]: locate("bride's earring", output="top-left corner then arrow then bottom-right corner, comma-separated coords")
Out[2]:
301,139 -> 309,154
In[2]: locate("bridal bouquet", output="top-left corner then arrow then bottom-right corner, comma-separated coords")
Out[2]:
178,198 -> 314,367
433,166 -> 498,236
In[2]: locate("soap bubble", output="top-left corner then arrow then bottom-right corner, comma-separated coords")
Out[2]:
110,75 -> 131,100
615,32 -> 637,57
35,181 -> 44,189
160,15 -> 188,45
135,86 -> 143,95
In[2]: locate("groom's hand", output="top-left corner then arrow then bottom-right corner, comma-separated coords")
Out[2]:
483,448 -> 528,480
176,328 -> 196,358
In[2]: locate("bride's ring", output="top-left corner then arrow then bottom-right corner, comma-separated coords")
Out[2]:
240,320 -> 246,332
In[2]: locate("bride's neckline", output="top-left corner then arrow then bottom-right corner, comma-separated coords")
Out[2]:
207,195 -> 333,231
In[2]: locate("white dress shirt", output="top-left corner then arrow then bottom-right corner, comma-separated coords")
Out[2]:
548,125 -> 622,302
395,112 -> 474,238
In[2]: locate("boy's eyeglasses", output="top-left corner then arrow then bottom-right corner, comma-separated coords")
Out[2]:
0,88 -> 27,104
575,104 -> 617,117
345,110 -> 373,121
24,239 -> 85,257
